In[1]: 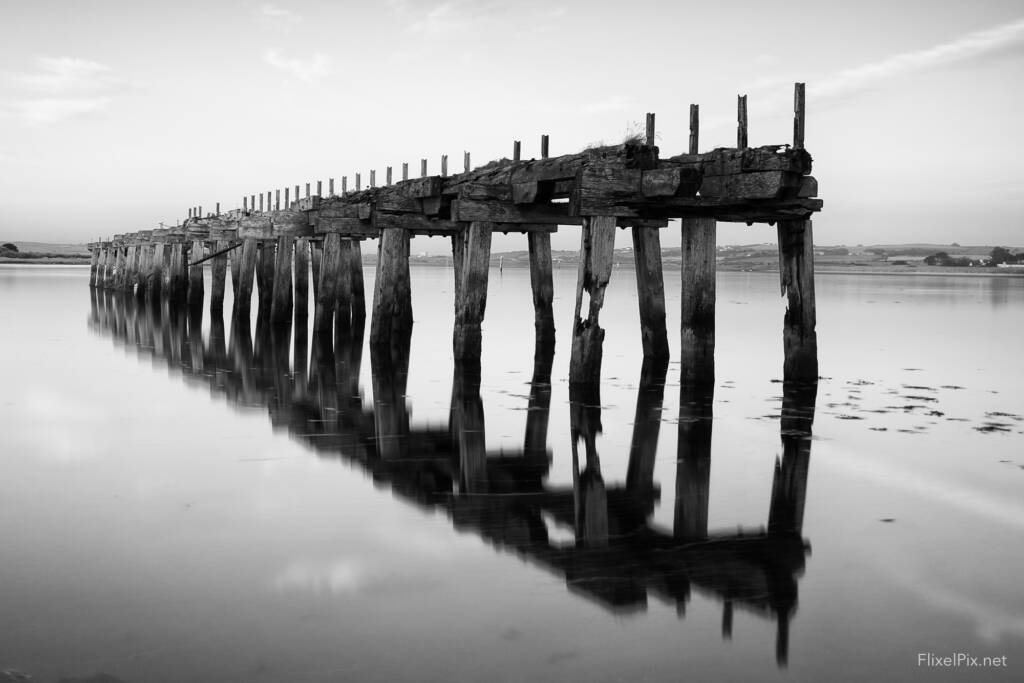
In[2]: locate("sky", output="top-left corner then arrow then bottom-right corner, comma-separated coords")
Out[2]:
1,0 -> 1022,253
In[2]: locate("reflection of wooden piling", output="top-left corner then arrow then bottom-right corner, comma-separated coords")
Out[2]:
270,235 -> 294,325
570,384 -> 608,547
680,218 -> 716,386
769,382 -> 817,535
632,227 -> 669,360
187,240 -> 205,307
778,220 -> 818,383
294,237 -> 310,322
370,343 -> 411,460
569,216 -> 615,385
210,240 -> 228,312
523,346 -> 554,464
370,228 -> 412,348
674,382 -> 714,541
453,366 -> 487,493
626,360 -> 668,500
234,238 -> 258,319
453,221 -> 492,362
527,231 -> 555,349
314,233 -> 341,333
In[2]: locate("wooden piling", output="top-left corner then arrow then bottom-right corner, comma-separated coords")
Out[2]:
89,249 -> 100,287
453,221 -> 493,362
270,236 -> 294,325
311,239 -> 323,301
256,241 -> 276,320
211,239 -> 228,312
370,227 -> 412,348
347,240 -> 366,327
777,219 -> 818,383
527,231 -> 555,349
187,240 -> 205,307
632,227 -> 669,360
234,238 -> 258,320
148,243 -> 164,301
314,233 -> 341,333
294,237 -> 310,322
569,216 -> 616,385
335,239 -> 354,334
680,217 -> 716,386
451,231 -> 466,313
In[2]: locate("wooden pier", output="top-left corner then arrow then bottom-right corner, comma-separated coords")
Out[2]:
87,84 -> 821,385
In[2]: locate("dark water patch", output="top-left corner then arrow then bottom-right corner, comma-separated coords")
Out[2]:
848,379 -> 875,386
927,410 -> 945,417
946,417 -> 970,422
986,411 -> 1023,421
941,385 -> 965,390
902,395 -> 938,402
903,367 -> 924,371
975,422 -> 1013,434
879,518 -> 895,523
869,427 -> 888,431
835,414 -> 864,420
897,429 -> 921,434
902,384 -> 936,392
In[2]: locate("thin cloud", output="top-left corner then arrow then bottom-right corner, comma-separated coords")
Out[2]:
259,3 -> 303,23
389,0 -> 501,35
264,49 -> 330,83
4,56 -> 136,125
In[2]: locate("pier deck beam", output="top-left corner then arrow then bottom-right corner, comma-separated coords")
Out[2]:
453,221 -> 493,363
632,227 -> 669,360
370,227 -> 412,349
778,219 -> 818,383
680,218 -> 716,387
569,216 -> 616,385
270,235 -> 294,325
527,231 -> 555,351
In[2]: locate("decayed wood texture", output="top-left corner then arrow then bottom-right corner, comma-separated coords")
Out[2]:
294,237 -> 310,322
680,218 -> 716,387
314,233 -> 341,333
229,240 -> 241,299
270,235 -> 294,325
233,238 -> 258,319
631,227 -> 669,360
347,241 -> 366,326
370,227 -> 412,348
527,231 -> 555,349
187,240 -> 205,307
335,239 -> 354,334
148,244 -> 164,301
569,216 -> 616,385
255,241 -> 276,320
450,231 -> 466,313
210,240 -> 229,312
453,221 -> 493,362
89,249 -> 100,287
311,240 -> 322,301
778,219 -> 818,383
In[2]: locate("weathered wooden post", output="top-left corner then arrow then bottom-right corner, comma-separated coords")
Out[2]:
187,239 -> 205,307
255,241 -> 276,320
369,227 -> 412,348
778,220 -> 818,383
737,94 -> 748,150
311,238 -> 323,301
451,231 -> 466,313
334,239 -> 354,334
233,239 -> 258,320
210,239 -> 229,313
89,247 -> 100,287
453,221 -> 493,362
148,242 -> 164,301
632,226 -> 669,360
313,233 -> 341,333
229,240 -> 241,300
680,217 -> 716,386
527,231 -> 555,350
294,236 -> 310,322
95,246 -> 108,288
569,216 -> 615,385
270,235 -> 294,325
348,240 -> 366,327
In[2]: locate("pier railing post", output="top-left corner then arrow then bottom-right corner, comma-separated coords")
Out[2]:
680,217 -> 716,386
569,215 -> 616,385
453,221 -> 493,363
632,226 -> 669,360
777,219 -> 818,383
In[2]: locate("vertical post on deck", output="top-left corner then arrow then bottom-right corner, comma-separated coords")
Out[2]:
370,228 -> 412,348
569,216 -> 616,385
645,112 -> 655,146
778,219 -> 818,383
234,239 -> 258,320
793,82 -> 806,150
737,94 -> 748,150
689,104 -> 699,154
211,239 -> 228,312
294,236 -> 310,322
680,217 -> 716,386
527,231 -> 555,349
632,227 -> 669,360
453,221 -> 493,363
270,235 -> 294,325
314,233 -> 341,333
187,240 -> 205,307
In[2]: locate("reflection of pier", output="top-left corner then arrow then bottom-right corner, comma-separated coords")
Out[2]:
90,290 -> 818,668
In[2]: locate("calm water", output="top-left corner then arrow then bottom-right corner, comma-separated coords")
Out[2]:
1,263 -> 1023,682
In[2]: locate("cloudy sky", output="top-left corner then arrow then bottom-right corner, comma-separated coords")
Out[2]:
1,0 -> 1022,252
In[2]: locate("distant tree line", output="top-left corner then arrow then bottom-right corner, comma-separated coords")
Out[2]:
924,247 -> 1022,267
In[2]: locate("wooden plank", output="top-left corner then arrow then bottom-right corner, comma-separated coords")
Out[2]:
699,171 -> 800,200
452,198 -> 581,224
